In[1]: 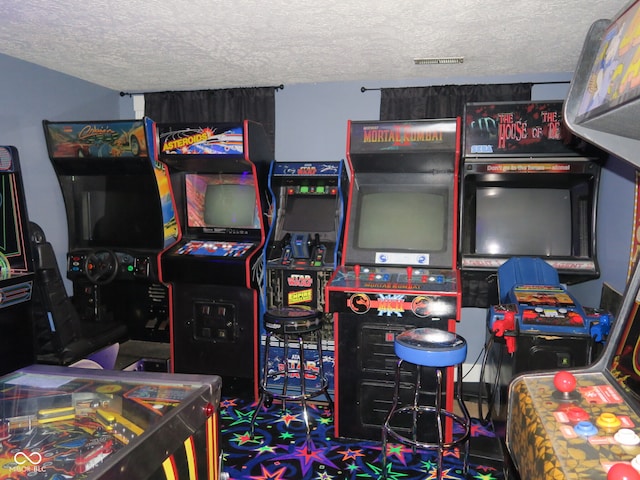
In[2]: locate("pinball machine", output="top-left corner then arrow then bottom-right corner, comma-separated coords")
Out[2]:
0,364 -> 223,479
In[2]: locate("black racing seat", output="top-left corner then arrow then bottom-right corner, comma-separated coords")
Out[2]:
29,222 -> 127,366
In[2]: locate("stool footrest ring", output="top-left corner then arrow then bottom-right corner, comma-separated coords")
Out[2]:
259,381 -> 331,403
383,405 -> 470,450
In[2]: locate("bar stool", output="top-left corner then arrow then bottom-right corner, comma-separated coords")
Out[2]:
250,306 -> 333,451
382,328 -> 471,479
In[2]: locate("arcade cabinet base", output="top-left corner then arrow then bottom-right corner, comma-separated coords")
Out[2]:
114,339 -> 171,371
486,331 -> 592,425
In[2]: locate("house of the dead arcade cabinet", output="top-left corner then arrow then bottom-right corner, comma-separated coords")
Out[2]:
42,119 -> 178,353
263,160 -> 349,396
159,122 -> 272,397
0,146 -> 35,375
506,3 -> 640,476
459,102 -> 606,423
460,101 -> 602,307
326,119 -> 462,440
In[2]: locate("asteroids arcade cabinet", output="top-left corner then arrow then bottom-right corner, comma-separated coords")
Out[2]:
326,119 -> 462,440
0,146 -> 35,375
43,119 -> 178,346
263,160 -> 349,397
159,122 -> 272,397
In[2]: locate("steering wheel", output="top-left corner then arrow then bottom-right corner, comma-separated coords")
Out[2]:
84,250 -> 119,285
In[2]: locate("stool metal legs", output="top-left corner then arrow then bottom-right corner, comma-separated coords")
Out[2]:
250,328 -> 333,453
382,359 -> 471,479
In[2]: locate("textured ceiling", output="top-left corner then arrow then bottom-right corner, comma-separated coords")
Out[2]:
0,0 -> 630,93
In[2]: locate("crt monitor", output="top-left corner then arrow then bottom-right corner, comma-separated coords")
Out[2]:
185,173 -> 260,231
356,189 -> 446,251
460,167 -> 598,268
344,172 -> 454,268
475,187 -> 572,257
282,194 -> 338,236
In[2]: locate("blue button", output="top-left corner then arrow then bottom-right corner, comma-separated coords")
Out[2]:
574,421 -> 598,437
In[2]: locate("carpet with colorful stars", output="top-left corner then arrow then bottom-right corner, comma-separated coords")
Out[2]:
219,397 -> 506,480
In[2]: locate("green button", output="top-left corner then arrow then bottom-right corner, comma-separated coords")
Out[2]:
300,186 -> 309,193
316,186 -> 325,193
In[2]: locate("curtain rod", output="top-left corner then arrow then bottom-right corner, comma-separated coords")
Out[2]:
120,84 -> 285,97
360,80 -> 571,93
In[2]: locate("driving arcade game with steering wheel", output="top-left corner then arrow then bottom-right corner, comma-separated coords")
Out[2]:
42,118 -> 179,368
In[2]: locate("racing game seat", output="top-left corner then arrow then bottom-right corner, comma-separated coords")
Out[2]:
497,256 -> 560,304
29,222 -> 127,366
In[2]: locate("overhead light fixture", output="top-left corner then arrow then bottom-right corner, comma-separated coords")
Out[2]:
413,56 -> 464,65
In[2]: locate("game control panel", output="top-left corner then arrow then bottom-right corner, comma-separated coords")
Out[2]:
508,370 -> 640,479
270,232 -> 329,268
488,301 -> 611,353
329,264 -> 458,292
175,240 -> 256,258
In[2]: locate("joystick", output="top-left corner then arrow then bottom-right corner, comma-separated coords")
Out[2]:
553,370 -> 579,401
607,462 -> 640,480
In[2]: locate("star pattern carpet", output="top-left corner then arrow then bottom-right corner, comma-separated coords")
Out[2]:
219,397 -> 506,479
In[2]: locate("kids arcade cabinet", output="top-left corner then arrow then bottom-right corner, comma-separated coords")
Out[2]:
262,160 -> 349,397
459,101 -> 603,308
326,119 -> 462,440
42,119 -> 178,362
0,146 -> 35,375
486,256 -> 611,424
159,122 -> 272,397
506,2 -> 640,477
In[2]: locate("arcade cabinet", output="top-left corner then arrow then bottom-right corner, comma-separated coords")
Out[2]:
326,119 -> 462,440
485,256 -> 610,423
262,160 -> 349,397
0,146 -> 35,375
42,118 -> 178,366
505,2 -> 640,477
159,121 -> 272,397
459,100 -> 603,308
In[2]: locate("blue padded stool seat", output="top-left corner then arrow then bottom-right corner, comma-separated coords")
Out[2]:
395,328 -> 467,367
251,306 -> 333,453
382,328 -> 471,480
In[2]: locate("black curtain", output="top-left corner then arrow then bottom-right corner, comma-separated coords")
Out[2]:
144,87 -> 276,155
380,83 -> 533,120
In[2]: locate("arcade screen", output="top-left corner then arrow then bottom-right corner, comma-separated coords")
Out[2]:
283,195 -> 337,233
185,173 -> 260,229
72,174 -> 164,250
354,188 -> 447,251
0,175 -> 22,263
475,187 -> 572,256
461,170 -> 596,262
